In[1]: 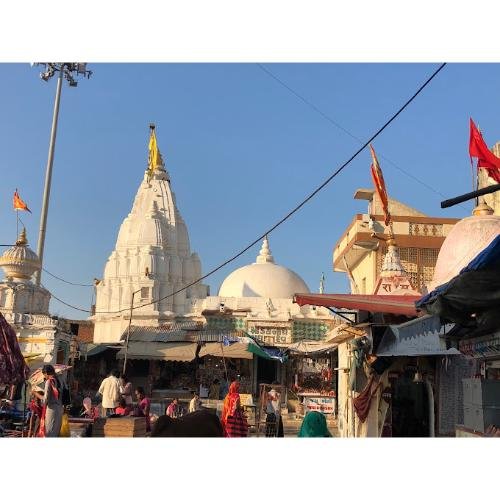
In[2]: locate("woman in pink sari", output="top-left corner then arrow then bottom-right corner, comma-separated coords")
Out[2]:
31,365 -> 63,437
135,387 -> 151,432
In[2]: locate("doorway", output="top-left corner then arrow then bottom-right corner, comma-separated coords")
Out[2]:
257,357 -> 278,385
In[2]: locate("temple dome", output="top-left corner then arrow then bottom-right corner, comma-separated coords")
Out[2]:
429,203 -> 500,292
218,237 -> 310,299
0,229 -> 41,280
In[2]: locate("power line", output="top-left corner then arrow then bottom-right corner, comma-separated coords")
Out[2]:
47,63 -> 447,315
42,267 -> 93,287
256,63 -> 464,208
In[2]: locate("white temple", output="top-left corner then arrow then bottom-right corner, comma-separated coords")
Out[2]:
92,127 -> 209,343
0,229 -> 74,368
190,236 -> 335,346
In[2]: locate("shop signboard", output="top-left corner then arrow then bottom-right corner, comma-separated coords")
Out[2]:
248,321 -> 292,345
304,396 -> 335,414
239,394 -> 254,406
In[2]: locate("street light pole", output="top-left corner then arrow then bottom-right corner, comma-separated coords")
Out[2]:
35,69 -> 63,285
122,289 -> 142,376
33,63 -> 92,286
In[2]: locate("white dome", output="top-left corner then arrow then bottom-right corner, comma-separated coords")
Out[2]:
429,204 -> 500,292
218,237 -> 310,299
0,229 -> 40,280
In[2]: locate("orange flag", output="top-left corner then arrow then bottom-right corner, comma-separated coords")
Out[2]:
369,144 -> 391,226
13,189 -> 32,213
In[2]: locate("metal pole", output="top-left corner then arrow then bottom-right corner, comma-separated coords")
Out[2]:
35,68 -> 64,285
122,290 -> 138,375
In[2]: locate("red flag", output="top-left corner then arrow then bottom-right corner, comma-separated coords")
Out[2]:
13,189 -> 32,213
469,118 -> 500,183
369,144 -> 391,226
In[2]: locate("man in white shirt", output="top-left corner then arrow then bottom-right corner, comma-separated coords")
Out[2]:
189,392 -> 202,413
97,369 -> 121,417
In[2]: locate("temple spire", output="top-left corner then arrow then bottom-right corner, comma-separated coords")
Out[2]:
256,235 -> 275,264
380,238 -> 406,277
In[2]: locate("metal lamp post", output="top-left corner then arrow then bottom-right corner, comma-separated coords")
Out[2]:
122,289 -> 142,376
34,63 -> 92,285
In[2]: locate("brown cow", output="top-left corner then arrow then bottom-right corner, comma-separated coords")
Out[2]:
151,410 -> 224,437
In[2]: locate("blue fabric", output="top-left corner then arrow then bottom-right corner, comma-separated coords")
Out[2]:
416,234 -> 500,308
221,335 -> 236,347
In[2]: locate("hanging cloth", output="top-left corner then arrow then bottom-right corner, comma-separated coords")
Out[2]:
353,375 -> 382,423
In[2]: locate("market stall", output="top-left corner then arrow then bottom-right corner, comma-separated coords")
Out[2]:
285,341 -> 337,416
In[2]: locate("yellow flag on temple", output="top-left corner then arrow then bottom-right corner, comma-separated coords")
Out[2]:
147,126 -> 159,181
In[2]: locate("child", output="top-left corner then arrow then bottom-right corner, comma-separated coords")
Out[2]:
115,397 -> 131,416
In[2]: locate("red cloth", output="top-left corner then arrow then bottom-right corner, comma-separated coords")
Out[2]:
469,118 -> 500,183
369,144 -> 391,226
0,312 -> 30,385
221,381 -> 241,436
352,375 -> 382,423
225,409 -> 248,437
115,407 -> 131,416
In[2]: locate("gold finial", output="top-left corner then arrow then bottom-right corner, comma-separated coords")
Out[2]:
472,199 -> 494,216
16,228 -> 28,246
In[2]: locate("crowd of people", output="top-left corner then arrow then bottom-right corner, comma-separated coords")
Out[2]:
28,365 -> 333,438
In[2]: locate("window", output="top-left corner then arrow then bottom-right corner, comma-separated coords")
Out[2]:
140,287 -> 150,300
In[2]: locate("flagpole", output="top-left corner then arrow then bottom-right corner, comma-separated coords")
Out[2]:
220,343 -> 228,383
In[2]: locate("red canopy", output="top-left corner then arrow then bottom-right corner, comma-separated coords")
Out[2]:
294,293 -> 421,317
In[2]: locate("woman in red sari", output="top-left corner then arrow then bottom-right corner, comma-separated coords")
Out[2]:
220,380 -> 248,437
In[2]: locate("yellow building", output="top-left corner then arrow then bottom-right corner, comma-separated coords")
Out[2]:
332,189 -> 459,294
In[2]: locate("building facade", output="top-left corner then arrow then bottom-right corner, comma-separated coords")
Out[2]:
333,188 -> 459,294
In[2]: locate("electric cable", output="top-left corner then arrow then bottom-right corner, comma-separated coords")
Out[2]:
44,63 -> 447,315
256,63 -> 464,208
42,267 -> 93,287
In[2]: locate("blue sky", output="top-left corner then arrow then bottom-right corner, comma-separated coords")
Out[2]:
0,63 -> 499,319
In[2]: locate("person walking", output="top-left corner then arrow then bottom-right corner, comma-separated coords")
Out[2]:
265,382 -> 284,437
119,374 -> 133,408
31,364 -> 64,437
97,369 -> 121,417
221,381 -> 248,437
298,411 -> 332,437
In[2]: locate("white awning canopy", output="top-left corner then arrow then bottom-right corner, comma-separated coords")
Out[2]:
286,341 -> 338,355
116,342 -> 197,362
199,342 -> 253,359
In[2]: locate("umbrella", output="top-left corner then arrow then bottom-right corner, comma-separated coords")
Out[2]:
28,364 -> 72,388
